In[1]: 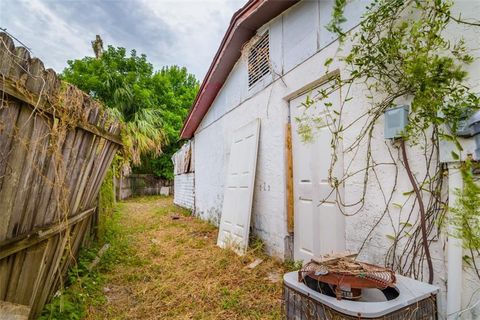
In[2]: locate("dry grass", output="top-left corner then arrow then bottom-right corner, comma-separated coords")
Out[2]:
86,196 -> 287,320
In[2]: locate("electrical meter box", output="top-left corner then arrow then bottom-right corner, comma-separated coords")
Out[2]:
384,105 -> 409,139
439,110 -> 480,163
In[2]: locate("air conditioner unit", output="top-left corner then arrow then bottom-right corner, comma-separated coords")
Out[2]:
283,271 -> 438,319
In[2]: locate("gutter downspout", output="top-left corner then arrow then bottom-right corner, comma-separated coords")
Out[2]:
447,162 -> 463,319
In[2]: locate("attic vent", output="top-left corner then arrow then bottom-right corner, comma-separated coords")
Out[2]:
248,32 -> 270,87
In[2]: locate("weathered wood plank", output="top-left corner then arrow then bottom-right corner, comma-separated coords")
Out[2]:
0,207 -> 96,260
87,144 -> 118,206
66,131 -> 94,209
24,58 -> 45,97
0,100 -> 22,192
0,31 -> 121,318
0,77 -> 122,145
27,237 -> 57,313
87,243 -> 110,272
0,32 -> 15,76
38,120 -> 76,227
32,114 -> 67,229
43,68 -> 59,98
83,142 -> 112,207
58,219 -> 89,279
0,106 -> 35,241
9,47 -> 30,81
0,259 -> 10,300
42,127 -> 77,224
12,112 -> 50,236
4,251 -> 27,302
78,139 -> 110,210
32,154 -> 57,229
69,134 -> 98,214
22,115 -> 52,232
14,242 -> 48,305
32,234 -> 67,317
286,123 -> 294,234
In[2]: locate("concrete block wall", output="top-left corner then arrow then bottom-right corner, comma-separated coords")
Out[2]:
174,173 -> 195,210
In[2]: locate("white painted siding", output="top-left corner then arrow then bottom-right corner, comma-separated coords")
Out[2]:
174,173 -> 195,210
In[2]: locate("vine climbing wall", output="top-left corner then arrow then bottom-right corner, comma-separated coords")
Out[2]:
0,32 -> 122,318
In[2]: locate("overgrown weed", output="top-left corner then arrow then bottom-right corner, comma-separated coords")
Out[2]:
42,196 -> 287,319
39,205 -> 136,320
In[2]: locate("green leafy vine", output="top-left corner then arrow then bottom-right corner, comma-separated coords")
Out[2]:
298,0 -> 480,283
452,159 -> 480,278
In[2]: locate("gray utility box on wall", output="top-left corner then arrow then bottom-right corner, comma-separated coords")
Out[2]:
384,105 -> 409,139
439,110 -> 480,162
283,271 -> 438,319
456,110 -> 480,159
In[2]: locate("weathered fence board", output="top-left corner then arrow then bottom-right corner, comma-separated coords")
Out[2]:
0,32 -> 122,318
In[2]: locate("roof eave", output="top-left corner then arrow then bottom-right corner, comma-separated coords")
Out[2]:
180,0 -> 299,139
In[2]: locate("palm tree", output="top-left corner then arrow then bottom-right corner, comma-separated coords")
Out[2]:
104,73 -> 165,165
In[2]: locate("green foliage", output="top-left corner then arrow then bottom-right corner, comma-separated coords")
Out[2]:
98,168 -> 115,216
98,168 -> 115,239
283,260 -> 304,272
40,173 -> 121,319
329,0 -> 480,259
132,66 -> 198,179
61,46 -> 198,170
133,143 -> 177,180
39,247 -> 105,319
452,159 -> 480,251
62,46 -> 160,164
322,0 -> 479,142
40,205 -> 134,319
248,235 -> 266,255
296,0 -> 480,278
220,288 -> 241,310
326,0 -> 348,41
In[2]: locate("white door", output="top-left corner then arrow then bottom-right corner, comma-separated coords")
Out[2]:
290,83 -> 345,263
217,119 -> 260,255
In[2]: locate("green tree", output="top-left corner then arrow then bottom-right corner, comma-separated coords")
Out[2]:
61,46 -> 198,176
133,66 -> 198,179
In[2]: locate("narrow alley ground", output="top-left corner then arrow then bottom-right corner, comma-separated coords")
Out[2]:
86,196 -> 287,319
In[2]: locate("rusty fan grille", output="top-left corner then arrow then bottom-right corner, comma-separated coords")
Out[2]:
298,258 -> 396,299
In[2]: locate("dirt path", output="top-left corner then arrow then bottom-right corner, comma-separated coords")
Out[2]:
87,197 -> 286,320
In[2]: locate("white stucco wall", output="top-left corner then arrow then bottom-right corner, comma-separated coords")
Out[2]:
193,0 -> 480,317
194,0 -> 370,259
336,2 -> 480,318
194,59 -> 289,256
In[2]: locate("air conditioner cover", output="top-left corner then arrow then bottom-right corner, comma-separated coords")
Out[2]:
283,271 -> 438,318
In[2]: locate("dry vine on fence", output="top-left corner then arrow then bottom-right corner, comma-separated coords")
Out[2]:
0,31 -> 122,318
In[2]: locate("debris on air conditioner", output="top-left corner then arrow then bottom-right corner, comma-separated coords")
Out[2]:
284,252 -> 439,319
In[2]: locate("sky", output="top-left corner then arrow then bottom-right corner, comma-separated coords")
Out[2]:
0,0 -> 247,82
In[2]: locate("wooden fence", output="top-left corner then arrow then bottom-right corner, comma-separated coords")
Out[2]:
0,32 -> 122,318
116,174 -> 172,200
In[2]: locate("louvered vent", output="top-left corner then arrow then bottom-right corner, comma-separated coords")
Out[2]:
248,32 -> 270,87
